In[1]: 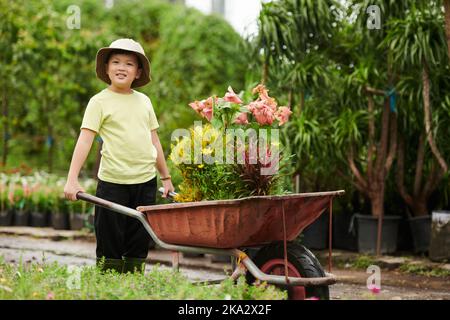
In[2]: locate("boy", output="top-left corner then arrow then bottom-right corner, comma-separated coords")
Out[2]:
64,38 -> 174,273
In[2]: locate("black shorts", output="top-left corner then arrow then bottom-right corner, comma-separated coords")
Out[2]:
94,177 -> 157,259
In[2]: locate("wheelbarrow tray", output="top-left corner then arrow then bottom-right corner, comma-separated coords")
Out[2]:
138,190 -> 344,249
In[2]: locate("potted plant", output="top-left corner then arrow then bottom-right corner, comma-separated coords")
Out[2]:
48,189 -> 70,230
29,188 -> 50,227
0,183 -> 14,226
67,199 -> 91,230
355,213 -> 401,254
11,186 -> 31,226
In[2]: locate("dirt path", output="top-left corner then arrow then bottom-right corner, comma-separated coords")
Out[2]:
0,235 -> 448,300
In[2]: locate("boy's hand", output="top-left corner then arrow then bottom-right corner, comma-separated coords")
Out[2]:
161,179 -> 175,198
64,180 -> 85,201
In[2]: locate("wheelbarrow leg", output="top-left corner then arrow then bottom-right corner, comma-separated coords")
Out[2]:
230,263 -> 247,282
172,251 -> 180,272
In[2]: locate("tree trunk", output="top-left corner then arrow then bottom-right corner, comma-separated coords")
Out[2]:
413,134 -> 425,196
411,198 -> 428,217
422,61 -> 448,173
287,89 -> 293,109
444,0 -> 450,60
367,94 -> 375,182
262,60 -> 269,85
370,98 -> 391,217
346,93 -> 395,218
369,189 -> 384,218
396,131 -> 441,217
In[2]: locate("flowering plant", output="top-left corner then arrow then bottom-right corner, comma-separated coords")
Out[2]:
170,84 -> 293,202
188,84 -> 292,130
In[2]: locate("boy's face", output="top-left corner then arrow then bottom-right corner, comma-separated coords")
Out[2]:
106,52 -> 142,89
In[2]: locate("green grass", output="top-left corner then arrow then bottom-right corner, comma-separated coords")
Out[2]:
350,255 -> 378,269
334,254 -> 450,278
398,263 -> 450,278
0,256 -> 286,300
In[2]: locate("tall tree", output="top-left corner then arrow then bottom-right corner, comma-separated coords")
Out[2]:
385,3 -> 449,216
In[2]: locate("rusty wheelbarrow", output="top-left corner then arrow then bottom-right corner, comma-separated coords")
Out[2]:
77,189 -> 345,300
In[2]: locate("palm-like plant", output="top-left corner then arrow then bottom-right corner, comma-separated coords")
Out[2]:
383,3 -> 449,216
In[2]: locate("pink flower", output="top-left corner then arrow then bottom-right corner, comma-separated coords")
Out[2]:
201,97 -> 214,121
234,112 -> 249,125
245,101 -> 258,113
189,97 -> 214,122
252,84 -> 269,99
189,100 -> 204,113
46,292 -> 55,300
305,296 -> 320,300
250,102 -> 275,125
245,101 -> 270,124
274,106 -> 292,126
224,86 -> 242,104
252,84 -> 277,110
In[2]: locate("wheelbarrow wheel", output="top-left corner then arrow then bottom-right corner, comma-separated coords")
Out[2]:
246,242 -> 330,300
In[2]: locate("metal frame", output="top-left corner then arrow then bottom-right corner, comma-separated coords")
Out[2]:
77,192 -> 337,287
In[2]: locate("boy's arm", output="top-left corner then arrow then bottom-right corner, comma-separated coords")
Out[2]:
151,129 -> 174,198
64,128 -> 97,201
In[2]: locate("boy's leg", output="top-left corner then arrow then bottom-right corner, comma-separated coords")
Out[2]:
122,177 -> 157,273
95,179 -> 130,272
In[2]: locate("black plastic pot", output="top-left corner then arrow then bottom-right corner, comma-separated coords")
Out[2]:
51,212 -> 70,230
332,212 -> 357,251
30,211 -> 49,227
299,212 -> 329,250
13,209 -> 30,226
408,215 -> 431,254
355,214 -> 401,254
0,209 -> 14,226
69,213 -> 86,230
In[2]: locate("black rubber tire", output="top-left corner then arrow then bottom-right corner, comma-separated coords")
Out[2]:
148,238 -> 156,250
246,242 -> 330,300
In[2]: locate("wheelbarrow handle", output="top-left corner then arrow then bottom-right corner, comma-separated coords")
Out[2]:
76,192 -> 144,220
157,187 -> 178,202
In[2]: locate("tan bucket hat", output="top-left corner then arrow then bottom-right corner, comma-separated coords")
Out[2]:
95,38 -> 151,88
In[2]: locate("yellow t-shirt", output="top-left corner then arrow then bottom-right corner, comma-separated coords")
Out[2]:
81,88 -> 159,184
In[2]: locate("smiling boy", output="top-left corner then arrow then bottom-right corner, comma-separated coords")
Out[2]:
64,39 -> 174,273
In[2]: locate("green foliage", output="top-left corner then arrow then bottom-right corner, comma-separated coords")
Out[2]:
9,187 -> 30,212
0,0 -> 247,177
382,3 -> 447,69
66,199 -> 92,215
29,189 -> 50,213
0,189 -> 10,211
148,7 -> 247,148
253,0 -> 450,215
0,172 -> 96,216
398,262 -> 450,277
0,256 -> 286,300
351,255 -> 377,269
